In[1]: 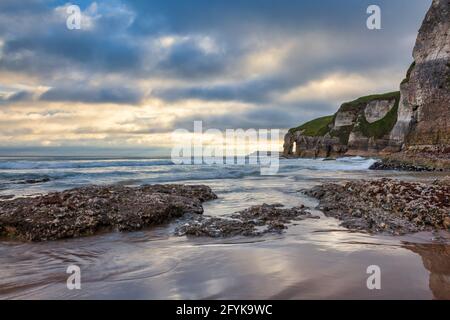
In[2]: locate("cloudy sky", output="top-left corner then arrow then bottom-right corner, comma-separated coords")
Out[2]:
0,0 -> 431,155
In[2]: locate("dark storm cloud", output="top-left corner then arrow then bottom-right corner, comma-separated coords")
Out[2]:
173,101 -> 336,131
153,34 -> 407,105
8,90 -> 34,102
0,1 -> 143,77
156,39 -> 230,79
126,0 -> 431,40
146,0 -> 431,104
131,0 -> 431,103
2,33 -> 142,73
40,86 -> 145,104
0,90 -> 35,104
0,0 -> 47,15
155,77 -> 288,103
0,0 -> 432,117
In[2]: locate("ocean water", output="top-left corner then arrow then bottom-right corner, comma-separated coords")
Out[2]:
0,156 -> 449,299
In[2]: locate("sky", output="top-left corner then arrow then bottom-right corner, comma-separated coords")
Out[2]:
0,0 -> 431,156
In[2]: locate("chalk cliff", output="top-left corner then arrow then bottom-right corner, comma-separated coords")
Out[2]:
390,0 -> 450,149
284,0 -> 449,166
283,92 -> 400,157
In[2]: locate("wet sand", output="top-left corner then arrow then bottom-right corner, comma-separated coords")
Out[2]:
1,224 -> 448,299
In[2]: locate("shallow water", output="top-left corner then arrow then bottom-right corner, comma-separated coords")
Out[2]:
0,157 -> 449,299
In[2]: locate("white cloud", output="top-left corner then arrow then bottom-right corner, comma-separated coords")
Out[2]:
281,70 -> 403,105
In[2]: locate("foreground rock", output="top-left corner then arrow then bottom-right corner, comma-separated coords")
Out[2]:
369,159 -> 437,172
176,204 -> 320,237
370,147 -> 450,172
305,178 -> 450,235
0,184 -> 217,241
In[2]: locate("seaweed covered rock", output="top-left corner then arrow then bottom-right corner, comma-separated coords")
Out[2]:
0,184 -> 217,241
176,204 -> 320,237
305,178 -> 450,235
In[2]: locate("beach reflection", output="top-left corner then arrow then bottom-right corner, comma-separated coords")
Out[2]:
405,243 -> 450,300
2,228 -> 447,300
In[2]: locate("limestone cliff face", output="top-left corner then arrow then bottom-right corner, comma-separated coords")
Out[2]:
390,0 -> 450,149
283,93 -> 400,157
284,0 -> 449,159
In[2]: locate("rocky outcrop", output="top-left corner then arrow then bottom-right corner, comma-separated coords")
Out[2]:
283,133 -> 344,158
284,0 -> 449,163
176,204 -> 319,237
284,92 -> 400,158
369,158 -> 438,172
371,144 -> 450,171
390,0 -> 450,150
305,178 -> 450,235
0,184 -> 217,241
365,99 -> 397,123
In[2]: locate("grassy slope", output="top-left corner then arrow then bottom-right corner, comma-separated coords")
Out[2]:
288,115 -> 334,136
289,92 -> 401,142
355,92 -> 400,139
339,91 -> 400,112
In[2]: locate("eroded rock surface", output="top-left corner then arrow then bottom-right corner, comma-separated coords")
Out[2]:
284,0 -> 449,167
176,204 -> 320,237
0,184 -> 217,241
283,92 -> 400,158
305,178 -> 450,235
369,159 -> 438,172
372,145 -> 450,171
390,0 -> 450,148
365,99 -> 397,124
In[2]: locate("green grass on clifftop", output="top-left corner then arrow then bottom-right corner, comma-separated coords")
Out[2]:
339,91 -> 400,112
288,91 -> 401,141
289,115 -> 334,136
355,92 -> 400,139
